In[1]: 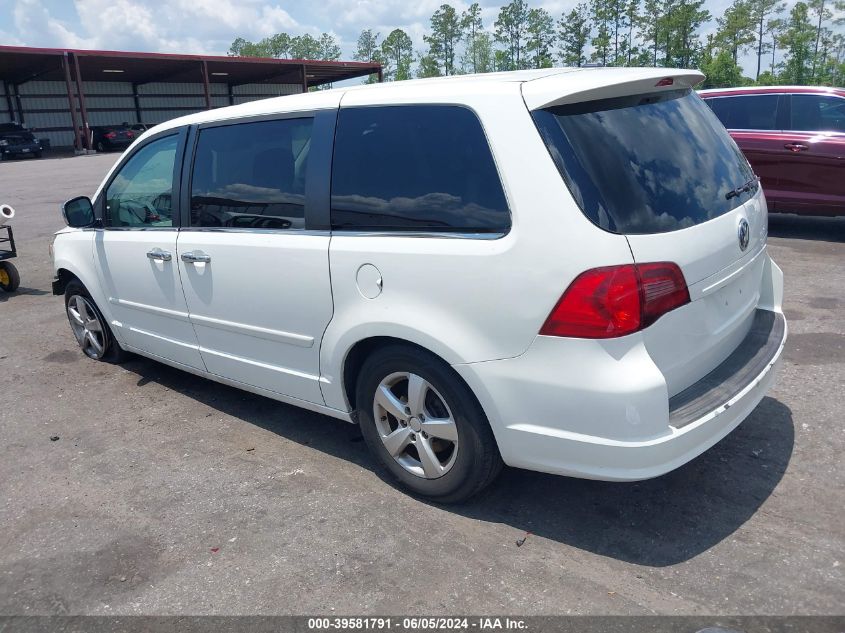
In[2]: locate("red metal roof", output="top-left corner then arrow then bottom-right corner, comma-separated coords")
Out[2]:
0,45 -> 381,86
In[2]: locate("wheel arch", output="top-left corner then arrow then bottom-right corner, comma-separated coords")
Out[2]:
339,335 -> 488,422
53,267 -> 82,295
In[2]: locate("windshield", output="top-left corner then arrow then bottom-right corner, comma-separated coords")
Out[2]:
532,89 -> 757,235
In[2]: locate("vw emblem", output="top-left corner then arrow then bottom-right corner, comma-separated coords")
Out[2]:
737,218 -> 750,251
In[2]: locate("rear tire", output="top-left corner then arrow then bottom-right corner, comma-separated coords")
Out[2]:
64,280 -> 128,363
0,262 -> 20,292
356,344 -> 502,503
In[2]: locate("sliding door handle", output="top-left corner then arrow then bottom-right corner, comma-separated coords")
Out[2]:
784,143 -> 808,152
146,248 -> 172,262
181,251 -> 211,264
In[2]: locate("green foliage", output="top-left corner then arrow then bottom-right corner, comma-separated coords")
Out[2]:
590,0 -> 613,63
495,0 -> 531,70
354,29 -> 383,84
416,53 -> 441,78
526,8 -> 556,67
558,3 -> 591,66
700,48 -> 745,86
461,3 -> 487,73
716,0 -> 757,63
424,4 -> 463,75
226,0 -> 845,89
382,29 -> 414,81
749,0 -> 787,79
780,1 -> 817,82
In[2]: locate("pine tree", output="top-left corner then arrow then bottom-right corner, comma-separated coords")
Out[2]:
624,0 -> 641,65
424,4 -> 463,75
716,0 -> 756,65
354,29 -> 382,84
382,29 -> 414,81
461,3 -> 485,73
495,0 -> 531,70
780,1 -> 817,83
591,0 -> 613,64
527,8 -> 556,68
558,4 -> 592,66
750,0 -> 786,80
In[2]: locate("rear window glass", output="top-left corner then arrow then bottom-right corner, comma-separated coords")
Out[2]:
705,94 -> 780,130
533,89 -> 757,235
331,105 -> 510,233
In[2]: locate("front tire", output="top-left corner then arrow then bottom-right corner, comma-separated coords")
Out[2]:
64,280 -> 127,362
356,345 -> 502,503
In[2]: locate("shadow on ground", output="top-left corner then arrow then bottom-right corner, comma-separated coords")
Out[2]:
124,356 -> 794,568
768,214 -> 845,242
0,287 -> 49,303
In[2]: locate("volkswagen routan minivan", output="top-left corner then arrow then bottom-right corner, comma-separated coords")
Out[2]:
53,68 -> 787,502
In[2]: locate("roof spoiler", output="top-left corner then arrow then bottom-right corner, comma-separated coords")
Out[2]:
521,68 -> 705,111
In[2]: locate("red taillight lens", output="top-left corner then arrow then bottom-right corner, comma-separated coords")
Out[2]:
539,263 -> 689,339
104,131 -> 116,139
636,262 -> 690,327
126,131 -> 134,138
655,77 -> 674,87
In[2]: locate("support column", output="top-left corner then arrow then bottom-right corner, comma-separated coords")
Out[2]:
301,64 -> 308,93
62,53 -> 82,151
201,61 -> 211,110
377,67 -> 384,83
71,54 -> 90,150
227,83 -> 234,106
12,84 -> 24,125
132,83 -> 142,124
3,81 -> 15,122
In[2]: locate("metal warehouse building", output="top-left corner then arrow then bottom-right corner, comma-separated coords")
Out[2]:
0,45 -> 382,151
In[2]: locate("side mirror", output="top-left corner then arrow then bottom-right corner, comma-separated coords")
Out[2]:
62,196 -> 97,228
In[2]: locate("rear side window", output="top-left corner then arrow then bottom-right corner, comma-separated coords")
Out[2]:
331,105 -> 510,233
533,89 -> 757,235
190,118 -> 313,230
791,94 -> 845,132
705,94 -> 780,130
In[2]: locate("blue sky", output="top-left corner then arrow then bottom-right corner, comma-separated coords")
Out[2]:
0,0 -> 782,77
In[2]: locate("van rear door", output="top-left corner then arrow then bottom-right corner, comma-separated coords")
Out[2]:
525,70 -> 771,396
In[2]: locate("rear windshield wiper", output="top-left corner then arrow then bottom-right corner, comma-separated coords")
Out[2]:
725,177 -> 758,200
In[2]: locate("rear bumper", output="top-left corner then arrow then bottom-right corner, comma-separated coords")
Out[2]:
453,259 -> 786,482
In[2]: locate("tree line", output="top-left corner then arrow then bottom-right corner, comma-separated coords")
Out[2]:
228,0 -> 845,88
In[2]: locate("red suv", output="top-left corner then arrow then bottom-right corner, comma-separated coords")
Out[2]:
700,86 -> 845,217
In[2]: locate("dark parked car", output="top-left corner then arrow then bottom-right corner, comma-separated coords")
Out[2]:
91,125 -> 136,152
700,86 -> 845,217
0,122 -> 43,160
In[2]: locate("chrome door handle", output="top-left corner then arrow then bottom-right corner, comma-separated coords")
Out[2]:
784,143 -> 808,152
181,251 -> 211,264
146,248 -> 172,262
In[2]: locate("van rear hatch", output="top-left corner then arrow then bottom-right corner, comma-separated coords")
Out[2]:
525,70 -> 768,396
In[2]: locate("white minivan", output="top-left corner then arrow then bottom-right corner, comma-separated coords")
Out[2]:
53,68 -> 787,502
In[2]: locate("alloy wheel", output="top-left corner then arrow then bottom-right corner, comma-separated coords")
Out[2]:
66,294 -> 106,359
372,372 -> 459,479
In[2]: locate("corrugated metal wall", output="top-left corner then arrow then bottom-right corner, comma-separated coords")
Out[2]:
0,82 -> 12,124
12,80 -> 301,148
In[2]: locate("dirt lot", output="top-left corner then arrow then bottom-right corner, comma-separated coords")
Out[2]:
0,153 -> 843,615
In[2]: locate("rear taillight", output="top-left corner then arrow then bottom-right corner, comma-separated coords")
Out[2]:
126,131 -> 134,138
539,262 -> 690,339
104,131 -> 116,139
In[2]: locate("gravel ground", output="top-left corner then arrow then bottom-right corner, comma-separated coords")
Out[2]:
0,153 -> 842,615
